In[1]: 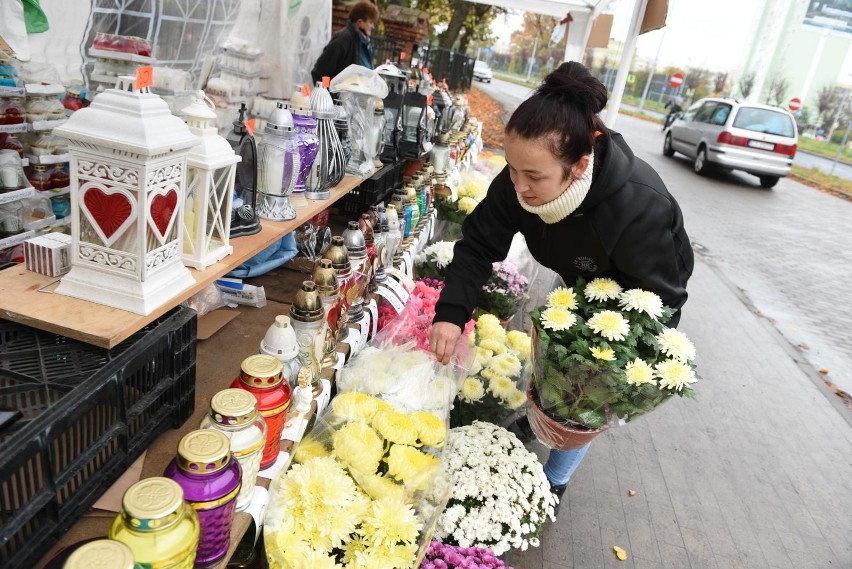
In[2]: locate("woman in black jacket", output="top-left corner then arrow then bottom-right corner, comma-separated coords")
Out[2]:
430,61 -> 694,505
311,1 -> 378,84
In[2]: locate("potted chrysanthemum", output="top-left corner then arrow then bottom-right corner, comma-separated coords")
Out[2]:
476,260 -> 530,323
527,277 -> 698,449
414,241 -> 456,280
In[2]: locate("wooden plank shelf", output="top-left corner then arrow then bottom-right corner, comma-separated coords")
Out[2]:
0,173 -> 371,348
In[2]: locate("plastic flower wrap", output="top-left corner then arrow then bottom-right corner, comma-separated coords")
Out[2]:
451,314 -> 532,428
435,421 -> 557,555
265,392 -> 451,569
528,276 -> 699,442
422,541 -> 512,569
415,241 -> 456,280
477,260 -> 530,321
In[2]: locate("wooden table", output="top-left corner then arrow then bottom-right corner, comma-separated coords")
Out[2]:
0,175 -> 369,348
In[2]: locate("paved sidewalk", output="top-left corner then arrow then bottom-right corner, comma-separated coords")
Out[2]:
504,256 -> 852,569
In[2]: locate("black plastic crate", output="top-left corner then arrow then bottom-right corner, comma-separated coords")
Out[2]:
0,306 -> 197,569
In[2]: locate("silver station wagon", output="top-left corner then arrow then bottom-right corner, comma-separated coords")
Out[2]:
663,97 -> 798,188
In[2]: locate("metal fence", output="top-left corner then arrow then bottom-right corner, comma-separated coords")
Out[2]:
371,36 -> 475,92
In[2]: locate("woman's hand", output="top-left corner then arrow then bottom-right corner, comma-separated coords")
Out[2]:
430,321 -> 462,365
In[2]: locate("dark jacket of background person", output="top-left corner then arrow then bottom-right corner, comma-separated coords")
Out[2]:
434,130 -> 694,330
311,21 -> 371,83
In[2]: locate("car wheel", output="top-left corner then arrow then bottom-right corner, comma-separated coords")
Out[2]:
759,175 -> 779,189
694,146 -> 711,175
663,133 -> 675,157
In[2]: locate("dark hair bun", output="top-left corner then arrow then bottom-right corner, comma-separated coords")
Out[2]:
539,61 -> 608,115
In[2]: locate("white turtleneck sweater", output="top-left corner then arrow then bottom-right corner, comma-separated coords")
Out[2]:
516,150 -> 594,224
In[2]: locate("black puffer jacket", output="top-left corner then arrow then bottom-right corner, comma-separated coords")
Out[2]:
434,130 -> 694,329
311,21 -> 362,84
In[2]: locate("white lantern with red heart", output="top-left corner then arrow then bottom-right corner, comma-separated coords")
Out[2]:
180,91 -> 240,270
53,76 -> 199,315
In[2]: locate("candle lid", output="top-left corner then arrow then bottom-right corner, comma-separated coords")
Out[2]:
210,388 -> 258,426
122,478 -> 184,529
64,540 -> 135,569
240,354 -> 284,386
177,429 -> 231,474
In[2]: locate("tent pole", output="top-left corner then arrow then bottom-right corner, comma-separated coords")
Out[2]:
604,0 -> 649,129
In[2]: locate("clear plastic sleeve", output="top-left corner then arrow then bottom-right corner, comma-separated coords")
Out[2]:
264,391 -> 449,569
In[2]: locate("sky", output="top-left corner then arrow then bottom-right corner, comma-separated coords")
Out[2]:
490,0 -> 764,73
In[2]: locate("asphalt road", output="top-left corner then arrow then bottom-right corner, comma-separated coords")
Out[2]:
474,77 -> 852,396
474,78 -> 852,180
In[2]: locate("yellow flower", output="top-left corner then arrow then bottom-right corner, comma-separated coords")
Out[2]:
547,287 -> 578,310
541,306 -> 577,332
332,421 -> 384,475
488,352 -> 522,377
488,374 -> 516,400
468,329 -> 477,346
292,436 -> 328,464
459,376 -> 486,402
457,196 -> 478,214
506,388 -> 527,409
625,358 -> 655,386
618,289 -> 664,319
270,517 -> 312,565
655,359 -> 698,391
385,444 -> 440,490
332,391 -> 379,424
351,470 -> 406,501
410,411 -> 447,447
372,409 -> 418,446
476,313 -> 502,331
296,549 -> 344,569
507,330 -> 531,361
587,310 -> 630,341
656,328 -> 696,361
341,533 -> 370,567
584,278 -> 623,302
361,496 -> 421,548
479,338 -> 508,355
590,346 -> 616,361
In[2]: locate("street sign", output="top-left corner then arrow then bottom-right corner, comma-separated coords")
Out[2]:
670,72 -> 684,88
788,97 -> 802,112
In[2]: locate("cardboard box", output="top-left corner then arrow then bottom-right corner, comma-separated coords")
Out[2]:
24,232 -> 71,277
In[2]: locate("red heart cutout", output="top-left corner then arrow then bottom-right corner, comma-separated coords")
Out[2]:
83,187 -> 132,239
150,190 -> 178,238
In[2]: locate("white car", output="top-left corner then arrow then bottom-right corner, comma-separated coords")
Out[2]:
664,97 -> 798,188
473,61 -> 493,83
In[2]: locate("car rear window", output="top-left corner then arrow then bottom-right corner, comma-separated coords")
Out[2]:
732,107 -> 795,137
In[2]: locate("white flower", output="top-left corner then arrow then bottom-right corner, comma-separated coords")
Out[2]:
540,307 -> 577,332
546,287 -> 577,310
624,358 -> 655,386
656,328 -> 696,361
584,278 -> 623,301
587,310 -> 630,342
655,358 -> 698,391
419,241 -> 456,269
459,377 -> 485,402
618,289 -> 664,319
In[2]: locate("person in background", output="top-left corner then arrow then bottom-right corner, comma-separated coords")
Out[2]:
663,95 -> 683,130
429,61 -> 693,513
311,0 -> 378,83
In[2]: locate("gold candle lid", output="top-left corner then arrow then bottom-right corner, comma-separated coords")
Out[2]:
64,539 -> 135,569
122,478 -> 184,530
240,354 -> 284,387
177,429 -> 231,474
211,388 -> 258,426
312,259 -> 339,297
322,236 -> 350,274
290,281 -> 325,322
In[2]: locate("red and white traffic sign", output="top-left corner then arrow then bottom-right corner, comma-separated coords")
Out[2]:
788,97 -> 802,112
669,72 -> 684,88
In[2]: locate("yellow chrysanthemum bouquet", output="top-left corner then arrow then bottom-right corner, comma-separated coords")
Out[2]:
528,277 -> 698,446
264,391 -> 451,569
451,314 -> 532,428
433,153 -> 506,241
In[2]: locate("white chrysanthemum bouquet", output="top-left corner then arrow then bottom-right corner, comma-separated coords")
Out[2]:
529,277 -> 698,434
264,392 -> 450,569
414,240 -> 456,280
452,314 -> 532,427
435,421 -> 557,555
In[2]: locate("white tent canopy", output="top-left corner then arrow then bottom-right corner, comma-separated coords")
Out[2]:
467,0 -> 664,128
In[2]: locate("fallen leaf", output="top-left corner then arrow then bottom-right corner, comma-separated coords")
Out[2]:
465,87 -> 506,149
613,545 -> 629,561
628,490 -> 637,497
819,368 -> 829,374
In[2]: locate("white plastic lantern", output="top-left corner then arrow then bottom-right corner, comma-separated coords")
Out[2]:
53,76 -> 198,315
180,91 -> 240,270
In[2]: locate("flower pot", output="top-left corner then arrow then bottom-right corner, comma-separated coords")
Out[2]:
526,384 -> 607,450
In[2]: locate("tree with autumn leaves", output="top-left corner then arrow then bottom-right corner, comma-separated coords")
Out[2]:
375,0 -> 503,52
